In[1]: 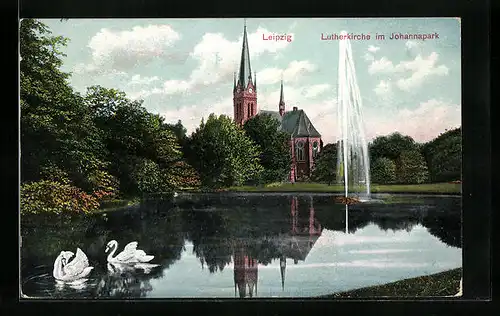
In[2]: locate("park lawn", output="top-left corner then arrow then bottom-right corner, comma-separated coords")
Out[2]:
319,268 -> 462,298
227,182 -> 461,194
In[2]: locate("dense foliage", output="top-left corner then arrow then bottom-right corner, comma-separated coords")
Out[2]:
184,114 -> 263,188
370,157 -> 397,184
312,143 -> 337,185
243,114 -> 292,183
369,132 -> 419,163
21,180 -> 100,214
367,130 -> 459,184
20,19 -> 199,215
421,127 -> 461,182
396,149 -> 429,184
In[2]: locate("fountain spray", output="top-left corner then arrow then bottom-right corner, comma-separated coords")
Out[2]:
336,30 -> 371,199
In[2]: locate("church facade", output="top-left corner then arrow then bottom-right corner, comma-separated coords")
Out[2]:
232,23 -> 323,182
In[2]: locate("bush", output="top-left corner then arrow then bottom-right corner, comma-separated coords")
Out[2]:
371,157 -> 397,184
396,150 -> 429,184
21,180 -> 100,215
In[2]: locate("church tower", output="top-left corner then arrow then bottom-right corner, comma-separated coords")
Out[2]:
233,21 -> 257,126
233,242 -> 258,298
279,79 -> 286,116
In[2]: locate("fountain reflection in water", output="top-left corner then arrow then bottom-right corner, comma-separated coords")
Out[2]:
336,30 -> 371,199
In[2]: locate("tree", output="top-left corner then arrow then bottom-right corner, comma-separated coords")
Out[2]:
83,85 -> 189,196
243,114 -> 292,183
20,19 -> 109,194
312,143 -> 337,185
369,132 -> 418,163
370,157 -> 397,184
396,149 -> 429,184
166,120 -> 188,143
185,114 -> 263,188
421,127 -> 461,182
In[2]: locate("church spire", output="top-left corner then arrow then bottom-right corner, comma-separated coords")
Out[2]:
254,71 -> 257,90
280,256 -> 286,291
279,79 -> 285,104
279,79 -> 286,116
233,72 -> 237,92
238,20 -> 252,89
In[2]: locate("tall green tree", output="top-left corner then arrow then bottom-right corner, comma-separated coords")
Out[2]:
396,149 -> 429,184
185,114 -> 263,188
312,143 -> 337,185
20,19 -> 107,193
369,132 -> 419,163
83,85 -> 190,196
421,127 -> 461,182
243,114 -> 292,183
370,157 -> 397,184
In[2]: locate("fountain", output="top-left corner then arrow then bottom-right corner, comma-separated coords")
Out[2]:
336,30 -> 371,201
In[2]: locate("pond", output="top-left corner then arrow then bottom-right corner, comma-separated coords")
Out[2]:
20,193 -> 462,299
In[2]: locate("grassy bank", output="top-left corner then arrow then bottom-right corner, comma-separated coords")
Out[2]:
228,182 -> 461,194
93,198 -> 141,214
319,268 -> 462,298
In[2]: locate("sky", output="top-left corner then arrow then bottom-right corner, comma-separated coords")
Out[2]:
39,18 -> 461,144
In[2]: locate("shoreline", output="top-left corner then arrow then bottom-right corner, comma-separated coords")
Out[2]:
318,268 -> 462,298
215,191 -> 460,196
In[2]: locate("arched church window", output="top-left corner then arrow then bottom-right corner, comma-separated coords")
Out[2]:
296,141 -> 305,161
247,104 -> 251,117
312,141 -> 319,158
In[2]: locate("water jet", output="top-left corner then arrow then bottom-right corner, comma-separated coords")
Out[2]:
336,30 -> 371,201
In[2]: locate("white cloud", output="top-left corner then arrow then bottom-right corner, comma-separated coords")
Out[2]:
159,96 -> 234,135
162,79 -> 192,95
373,80 -> 392,96
368,57 -> 399,74
256,60 -> 317,85
368,53 -> 449,91
83,24 -> 181,72
128,74 -> 160,86
367,45 -> 380,53
304,84 -> 331,98
405,40 -> 420,51
395,53 -> 449,91
364,53 -> 375,62
364,99 -> 460,142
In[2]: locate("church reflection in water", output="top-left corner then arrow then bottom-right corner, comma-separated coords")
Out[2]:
232,196 -> 323,298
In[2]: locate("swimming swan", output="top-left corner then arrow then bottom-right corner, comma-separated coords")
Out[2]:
105,240 -> 154,264
53,248 -> 94,282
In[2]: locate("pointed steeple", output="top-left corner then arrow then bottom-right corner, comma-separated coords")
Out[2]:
233,72 -> 237,93
279,79 -> 286,116
238,21 -> 252,89
254,71 -> 257,90
279,80 -> 285,105
280,256 -> 286,291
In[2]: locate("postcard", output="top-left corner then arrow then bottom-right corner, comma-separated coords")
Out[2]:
19,17 -> 462,299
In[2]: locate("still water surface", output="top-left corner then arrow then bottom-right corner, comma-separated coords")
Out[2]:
20,193 -> 461,298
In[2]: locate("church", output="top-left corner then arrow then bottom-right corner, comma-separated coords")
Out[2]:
232,23 -> 323,182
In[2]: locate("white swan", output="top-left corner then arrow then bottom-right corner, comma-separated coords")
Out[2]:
53,248 -> 94,283
105,240 -> 154,264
